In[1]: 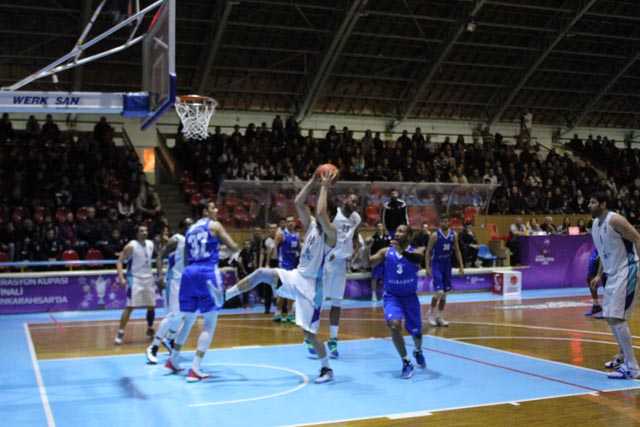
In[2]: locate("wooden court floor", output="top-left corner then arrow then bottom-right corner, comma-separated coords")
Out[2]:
30,294 -> 640,426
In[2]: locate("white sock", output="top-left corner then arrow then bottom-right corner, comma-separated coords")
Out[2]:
612,322 -> 637,369
330,326 -> 339,339
192,354 -> 203,372
320,356 -> 330,369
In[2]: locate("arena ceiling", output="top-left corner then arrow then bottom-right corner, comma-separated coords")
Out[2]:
2,0 -> 640,131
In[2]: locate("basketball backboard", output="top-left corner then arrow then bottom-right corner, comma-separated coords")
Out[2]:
0,0 -> 175,131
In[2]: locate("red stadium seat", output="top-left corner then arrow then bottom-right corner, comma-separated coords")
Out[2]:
0,251 -> 8,271
12,206 -> 29,223
85,248 -> 104,268
62,249 -> 80,270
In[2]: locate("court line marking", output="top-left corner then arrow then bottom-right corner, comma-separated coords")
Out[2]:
24,323 -> 56,427
426,335 -> 610,377
454,336 -> 640,350
187,363 -> 309,407
386,410 -> 433,419
26,318 -> 640,342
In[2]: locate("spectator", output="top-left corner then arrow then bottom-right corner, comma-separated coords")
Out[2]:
381,189 -> 408,238
41,114 -> 60,141
409,222 -> 430,268
118,192 -> 135,219
38,227 -> 63,263
556,216 -> 572,235
102,208 -> 124,237
136,185 -> 162,218
58,212 -> 80,252
572,189 -> 588,214
529,217 -> 543,233
93,116 -> 112,142
0,222 -> 17,261
482,168 -> 498,185
524,189 -> 540,214
458,223 -> 480,268
577,218 -> 588,234
0,113 -> 15,143
25,115 -> 40,137
541,216 -> 557,235
77,206 -> 106,257
506,216 -> 527,266
102,227 -> 126,259
519,108 -> 533,144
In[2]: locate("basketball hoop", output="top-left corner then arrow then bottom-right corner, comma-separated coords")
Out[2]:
174,95 -> 217,140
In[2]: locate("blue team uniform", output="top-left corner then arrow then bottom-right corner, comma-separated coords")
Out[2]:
278,229 -> 299,270
431,228 -> 455,292
587,248 -> 599,277
587,248 -> 607,286
179,218 -> 223,313
383,246 -> 422,335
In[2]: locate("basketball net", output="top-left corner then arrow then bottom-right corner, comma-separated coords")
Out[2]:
174,95 -> 217,140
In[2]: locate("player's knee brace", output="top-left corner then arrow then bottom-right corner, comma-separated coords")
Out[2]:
331,298 -> 342,308
435,290 -> 445,300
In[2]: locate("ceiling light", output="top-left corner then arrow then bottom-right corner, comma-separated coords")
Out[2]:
466,20 -> 476,33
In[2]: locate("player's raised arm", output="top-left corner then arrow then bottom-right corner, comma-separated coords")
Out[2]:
316,171 -> 337,248
295,173 -> 316,229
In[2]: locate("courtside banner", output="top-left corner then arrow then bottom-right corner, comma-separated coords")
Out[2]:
0,91 -> 123,113
0,268 -> 238,314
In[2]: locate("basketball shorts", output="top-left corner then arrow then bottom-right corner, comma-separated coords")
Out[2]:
383,292 -> 422,335
432,261 -> 452,292
165,273 -> 182,316
275,268 -> 323,334
371,262 -> 384,279
602,262 -> 638,320
323,257 -> 347,300
127,276 -> 156,307
179,264 -> 223,314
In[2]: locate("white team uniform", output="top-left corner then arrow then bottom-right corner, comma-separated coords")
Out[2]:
592,212 -> 639,319
126,239 -> 155,307
275,220 -> 325,333
323,208 -> 361,300
165,234 -> 185,316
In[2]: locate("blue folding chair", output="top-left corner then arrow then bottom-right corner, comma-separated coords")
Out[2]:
477,244 -> 497,267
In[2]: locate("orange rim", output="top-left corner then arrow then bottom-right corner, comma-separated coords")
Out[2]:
176,95 -> 216,104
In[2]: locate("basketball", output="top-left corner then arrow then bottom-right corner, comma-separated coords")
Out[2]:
316,163 -> 339,183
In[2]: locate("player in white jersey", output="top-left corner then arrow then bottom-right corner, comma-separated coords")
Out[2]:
114,224 -> 156,345
589,192 -> 640,379
145,217 -> 192,364
313,194 -> 361,358
224,171 -> 338,383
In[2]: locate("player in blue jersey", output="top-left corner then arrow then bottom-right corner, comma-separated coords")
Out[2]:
425,214 -> 464,327
224,171 -> 338,383
270,215 -> 300,322
164,199 -> 239,382
145,217 -> 192,364
364,224 -> 426,379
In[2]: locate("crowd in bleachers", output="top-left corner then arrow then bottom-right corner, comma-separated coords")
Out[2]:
2,111 -> 640,268
174,115 -> 640,226
0,114 -> 168,267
